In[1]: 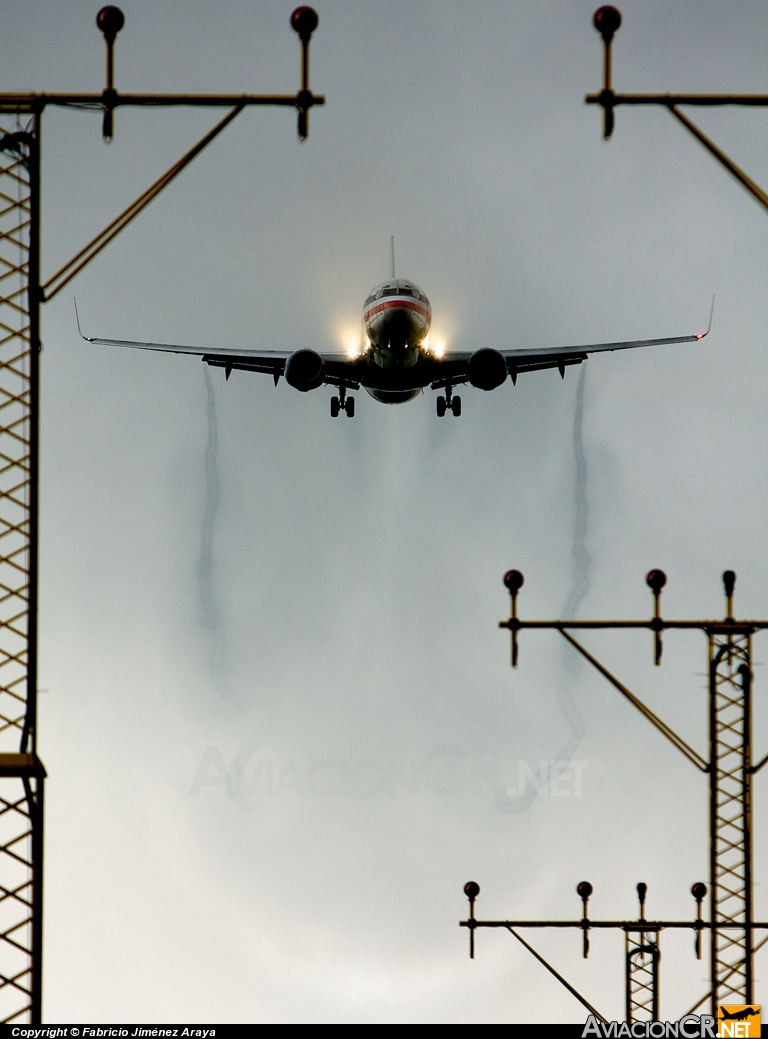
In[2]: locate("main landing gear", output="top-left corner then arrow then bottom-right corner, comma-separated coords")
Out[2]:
436,383 -> 461,417
331,385 -> 355,418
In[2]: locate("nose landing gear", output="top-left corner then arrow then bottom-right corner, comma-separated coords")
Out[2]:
436,383 -> 461,417
331,384 -> 355,418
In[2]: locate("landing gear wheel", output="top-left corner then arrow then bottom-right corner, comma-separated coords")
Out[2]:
452,395 -> 462,417
436,395 -> 446,417
345,396 -> 355,418
330,396 -> 340,418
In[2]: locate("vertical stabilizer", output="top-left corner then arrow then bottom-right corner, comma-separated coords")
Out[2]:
390,235 -> 395,279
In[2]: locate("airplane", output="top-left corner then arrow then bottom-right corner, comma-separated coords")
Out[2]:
78,240 -> 712,419
718,1008 -> 759,1022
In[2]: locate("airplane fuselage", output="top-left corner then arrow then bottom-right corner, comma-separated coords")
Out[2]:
361,278 -> 432,403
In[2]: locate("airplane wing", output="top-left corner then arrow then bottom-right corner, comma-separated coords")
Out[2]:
432,308 -> 712,388
77,317 -> 355,385
503,327 -> 707,368
80,334 -> 289,382
75,296 -> 356,380
82,329 -> 707,391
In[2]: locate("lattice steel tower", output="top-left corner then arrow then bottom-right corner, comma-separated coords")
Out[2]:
709,593 -> 754,1009
0,117 -> 43,1025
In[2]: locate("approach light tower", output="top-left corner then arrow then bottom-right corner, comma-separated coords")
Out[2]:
0,5 -> 324,1022
461,571 -> 768,1022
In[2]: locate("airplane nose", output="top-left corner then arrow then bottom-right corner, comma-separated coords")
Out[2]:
379,306 -> 411,348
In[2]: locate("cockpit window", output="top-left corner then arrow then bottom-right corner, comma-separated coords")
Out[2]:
368,282 -> 429,303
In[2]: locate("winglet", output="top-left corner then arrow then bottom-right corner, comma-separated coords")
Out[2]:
73,298 -> 93,342
695,295 -> 715,340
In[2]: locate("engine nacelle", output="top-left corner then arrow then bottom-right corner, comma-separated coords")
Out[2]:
285,349 -> 325,391
468,348 -> 507,390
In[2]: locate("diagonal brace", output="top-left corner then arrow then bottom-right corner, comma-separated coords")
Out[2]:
505,926 -> 608,1023
559,630 -> 709,772
668,106 -> 768,215
41,104 -> 244,301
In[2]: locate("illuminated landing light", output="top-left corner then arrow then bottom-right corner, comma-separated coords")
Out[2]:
695,333 -> 705,339
341,331 -> 362,358
421,335 -> 446,358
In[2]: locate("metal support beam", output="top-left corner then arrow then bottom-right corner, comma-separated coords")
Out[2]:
488,569 -> 768,1018
626,884 -> 659,1022
709,635 -> 753,1011
626,933 -> 659,1022
41,104 -> 245,301
0,122 -> 44,1024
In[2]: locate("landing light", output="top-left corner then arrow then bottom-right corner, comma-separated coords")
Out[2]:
341,331 -> 360,358
420,336 -> 446,357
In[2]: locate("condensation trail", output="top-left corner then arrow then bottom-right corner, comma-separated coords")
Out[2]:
200,366 -> 220,631
497,365 -> 589,813
562,364 -> 591,630
558,362 -> 589,741
200,367 -> 252,711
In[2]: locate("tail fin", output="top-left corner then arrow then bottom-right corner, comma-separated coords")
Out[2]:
390,235 -> 395,279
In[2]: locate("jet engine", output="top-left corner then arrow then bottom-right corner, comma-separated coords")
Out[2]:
285,349 -> 325,391
468,348 -> 508,390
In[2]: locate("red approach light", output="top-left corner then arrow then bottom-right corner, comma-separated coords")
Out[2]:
96,5 -> 125,40
464,881 -> 480,901
593,6 -> 622,43
646,569 -> 667,594
291,6 -> 319,41
503,570 -> 524,594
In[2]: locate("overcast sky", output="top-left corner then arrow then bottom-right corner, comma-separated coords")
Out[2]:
4,0 -> 768,1023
